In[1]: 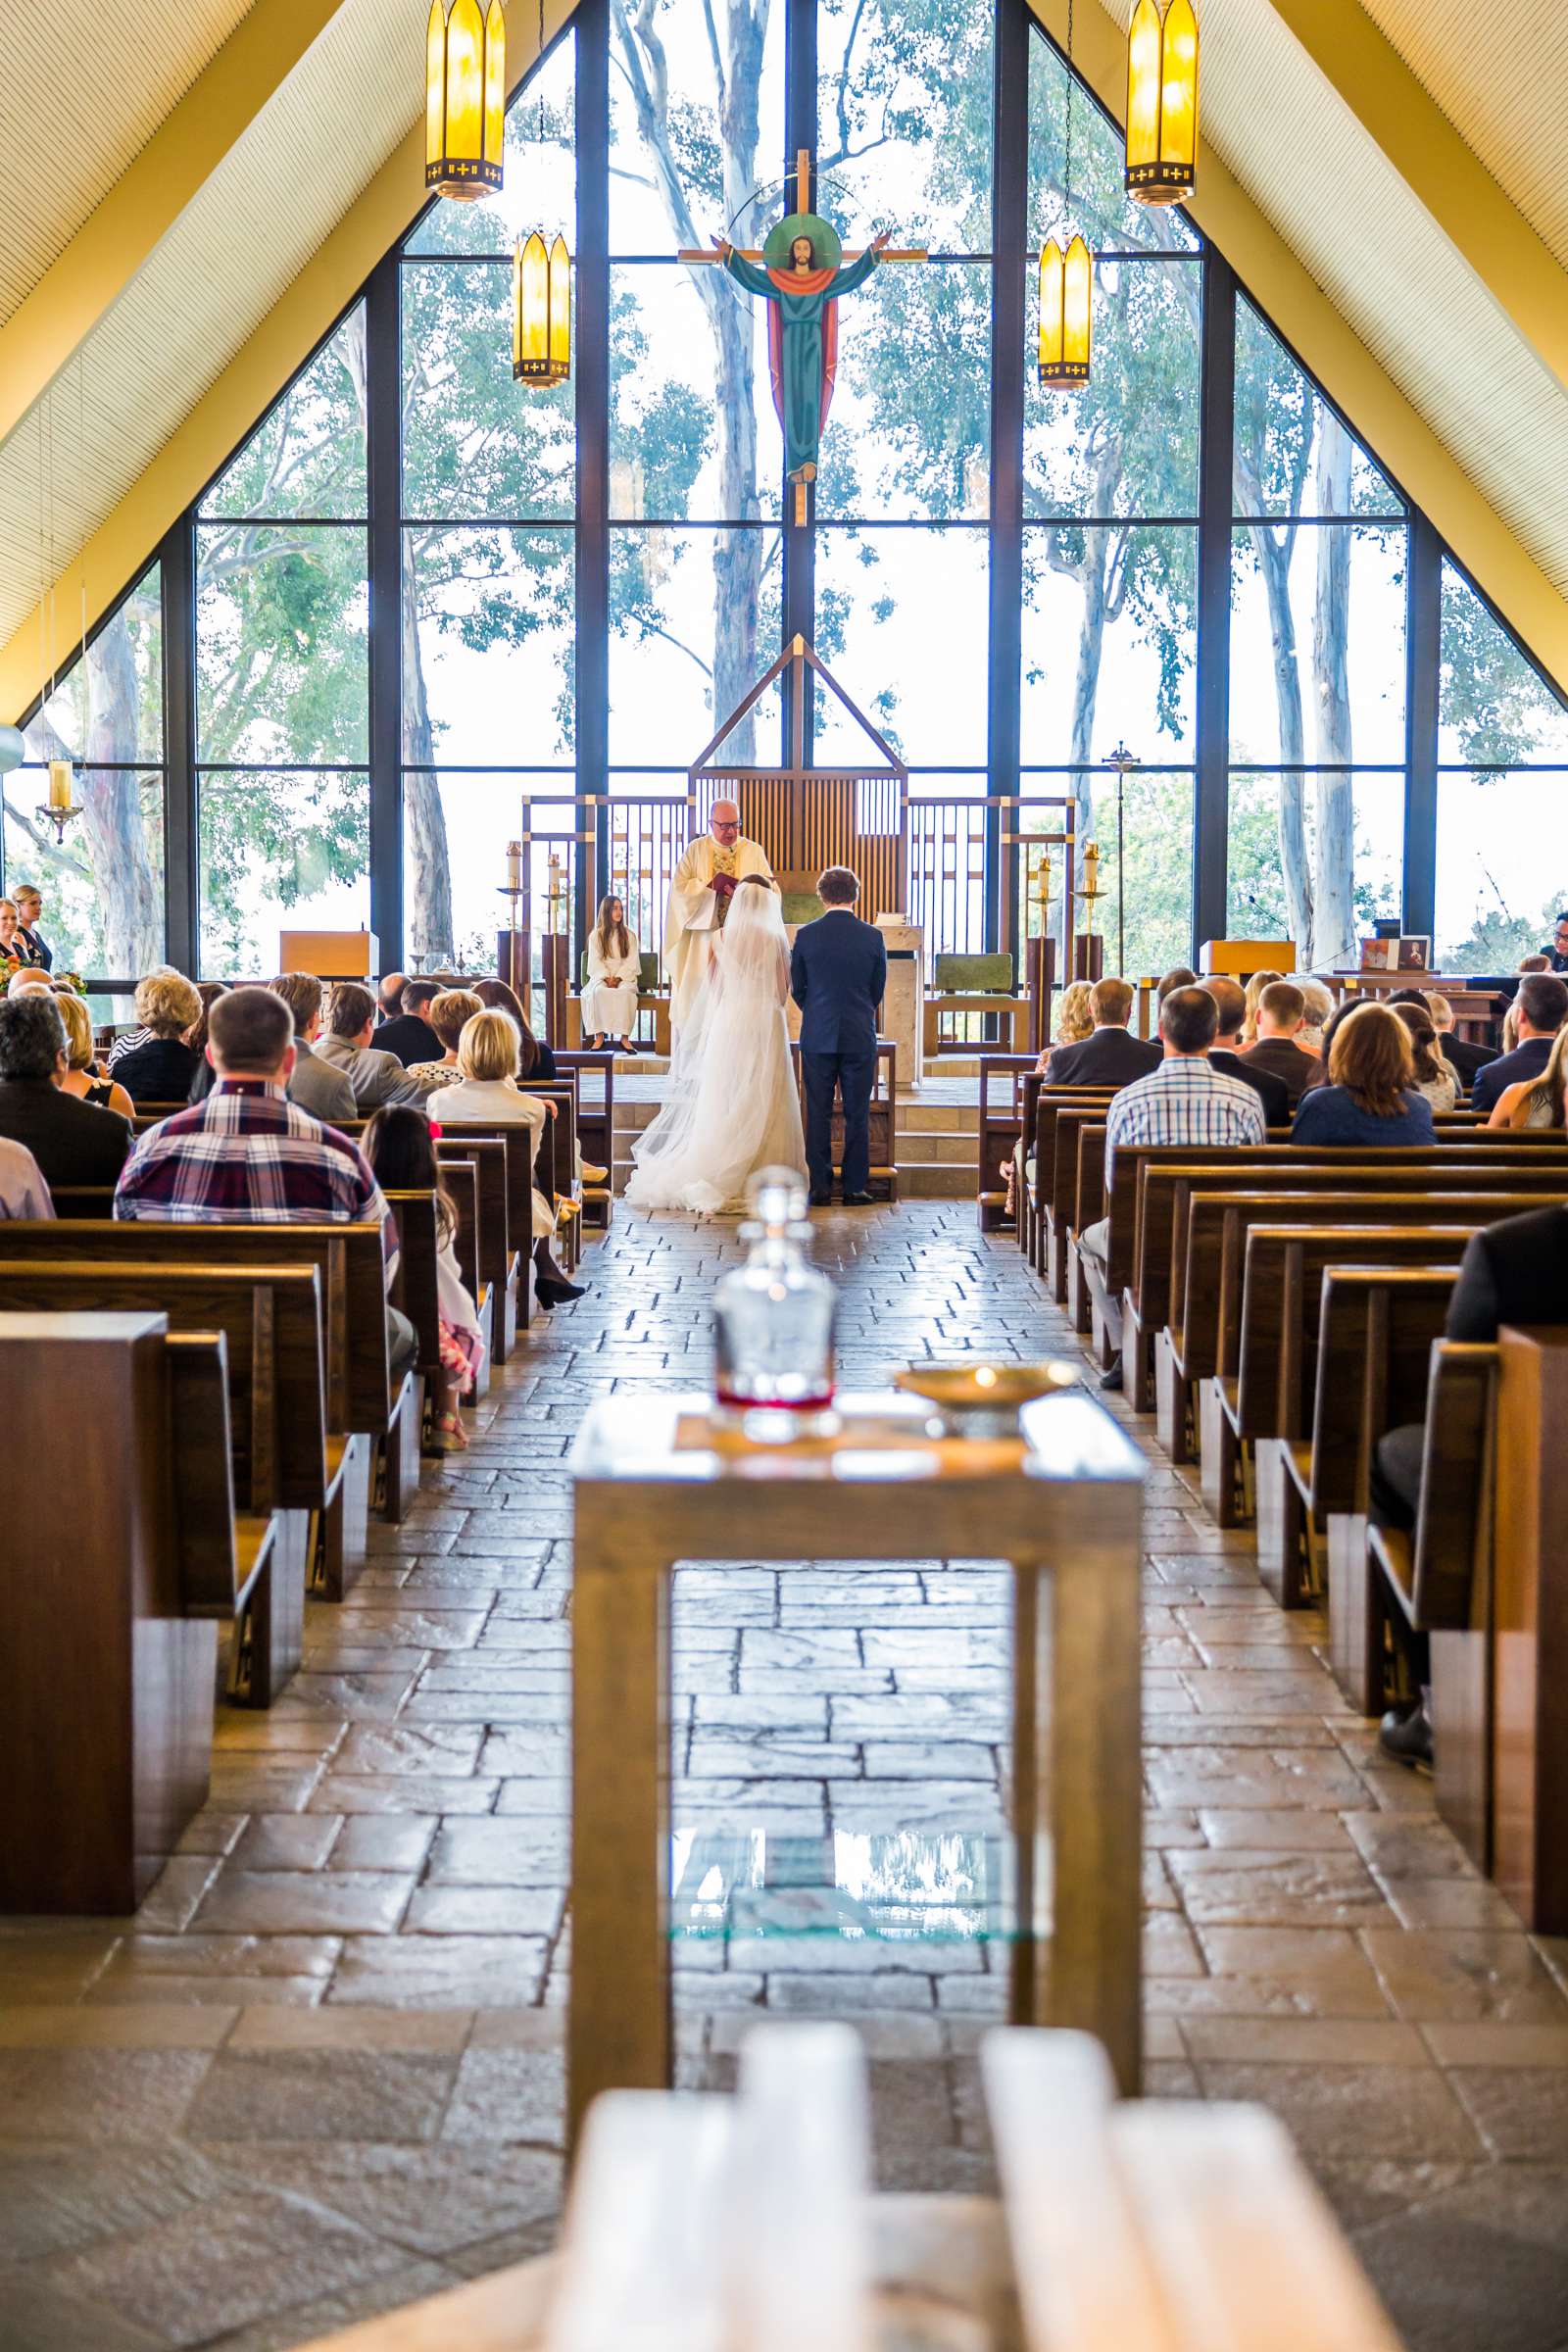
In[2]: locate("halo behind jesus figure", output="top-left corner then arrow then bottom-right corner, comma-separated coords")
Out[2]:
762,210 -> 844,271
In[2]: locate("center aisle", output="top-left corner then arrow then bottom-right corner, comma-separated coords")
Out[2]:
0,1205 -> 1561,2350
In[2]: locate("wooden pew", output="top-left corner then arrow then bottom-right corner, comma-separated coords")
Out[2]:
1491,1328 -> 1568,1932
0,1220 -> 402,1602
976,1053 -> 1039,1230
1313,1265 -> 1461,1713
1367,1341 -> 1499,1875
0,1312 -> 237,1911
435,1133 -> 518,1351
1032,1095 -> 1114,1298
1147,1147 -> 1568,1456
1210,1217 -> 1517,1588
0,1258 -> 329,1702
557,1048 -> 615,1230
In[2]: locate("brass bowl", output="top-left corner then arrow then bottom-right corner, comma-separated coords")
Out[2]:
894,1360 -> 1080,1434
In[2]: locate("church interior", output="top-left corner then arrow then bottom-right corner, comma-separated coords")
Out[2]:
3,0 -> 1568,2345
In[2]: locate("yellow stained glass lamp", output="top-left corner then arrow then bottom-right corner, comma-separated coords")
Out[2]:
1038,235 -> 1092,388
425,0 -> 506,201
1126,0 -> 1198,204
514,232 -> 571,384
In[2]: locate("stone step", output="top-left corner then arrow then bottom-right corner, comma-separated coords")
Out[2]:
893,1132 -> 980,1165
898,1161 -> 977,1199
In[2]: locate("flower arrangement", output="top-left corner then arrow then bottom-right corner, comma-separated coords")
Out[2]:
0,962 -> 87,998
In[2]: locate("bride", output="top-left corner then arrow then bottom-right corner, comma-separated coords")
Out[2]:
626,876 -> 807,1212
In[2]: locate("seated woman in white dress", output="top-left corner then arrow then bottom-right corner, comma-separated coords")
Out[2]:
432,1009 -> 586,1308
582,896 -> 641,1051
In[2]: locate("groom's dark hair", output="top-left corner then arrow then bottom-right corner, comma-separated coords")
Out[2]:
817,866 -> 859,906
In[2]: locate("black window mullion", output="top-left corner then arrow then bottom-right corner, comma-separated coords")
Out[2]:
784,0 -> 818,765
366,253 -> 404,967
576,0 -> 611,935
987,0 -> 1028,956
1402,508 -> 1441,941
1193,247 -> 1236,956
161,514 -> 197,973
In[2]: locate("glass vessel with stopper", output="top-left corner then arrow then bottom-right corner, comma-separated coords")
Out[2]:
712,1167 -> 837,1438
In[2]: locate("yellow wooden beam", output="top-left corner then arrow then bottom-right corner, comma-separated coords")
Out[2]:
1026,0 -> 1568,690
0,0 -> 569,724
0,0 -> 353,456
1266,0 -> 1568,398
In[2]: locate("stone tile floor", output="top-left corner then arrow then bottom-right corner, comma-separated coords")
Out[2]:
3,1203 -> 1568,2349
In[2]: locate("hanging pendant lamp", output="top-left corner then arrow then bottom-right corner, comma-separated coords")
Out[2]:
512,2 -> 571,384
1039,0 -> 1092,389
1125,0 -> 1198,205
514,232 -> 571,384
425,0 -> 506,201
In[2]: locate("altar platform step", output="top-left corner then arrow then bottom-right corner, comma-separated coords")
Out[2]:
608,1088 -> 981,1200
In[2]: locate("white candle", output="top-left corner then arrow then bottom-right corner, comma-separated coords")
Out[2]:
506,840 -> 521,891
48,760 -> 73,811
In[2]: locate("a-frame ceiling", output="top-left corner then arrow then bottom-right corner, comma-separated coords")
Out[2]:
1,0 -> 1565,721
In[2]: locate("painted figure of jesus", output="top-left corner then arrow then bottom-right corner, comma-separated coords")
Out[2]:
716,212 -> 892,484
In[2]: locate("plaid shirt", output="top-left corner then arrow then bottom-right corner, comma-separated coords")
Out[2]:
115,1080 -> 389,1239
1103,1054 -> 1266,1187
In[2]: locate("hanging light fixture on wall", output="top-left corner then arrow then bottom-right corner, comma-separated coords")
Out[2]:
425,0 -> 506,201
1125,0 -> 1199,206
1039,0 -> 1092,388
513,0 -> 572,385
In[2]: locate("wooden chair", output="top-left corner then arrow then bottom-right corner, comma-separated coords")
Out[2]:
566,949 -> 670,1054
923,952 -> 1029,1058
976,1053 -> 1040,1231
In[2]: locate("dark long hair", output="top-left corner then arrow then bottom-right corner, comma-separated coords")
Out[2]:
473,978 -> 539,1076
363,1103 -> 456,1247
594,896 -> 630,961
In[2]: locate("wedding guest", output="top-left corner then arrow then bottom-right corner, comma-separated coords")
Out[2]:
1297,978 -> 1335,1053
55,993 -> 133,1118
472,977 -> 556,1080
1518,955 -> 1550,975
0,1135 -> 52,1217
1489,1022 -> 1568,1130
268,972 -> 358,1122
583,896 -> 641,1051
1240,969 -> 1285,1045
406,988 -> 483,1094
1391,1000 -> 1458,1111
1043,980 -> 1095,1064
374,979 -> 445,1067
1422,990 -> 1496,1088
1544,914 -> 1568,974
1200,978 -> 1290,1124
1291,1002 -> 1435,1145
1242,981 -> 1319,1107
8,970 -> 55,997
111,970 -> 204,1104
315,982 -> 425,1108
1471,973 -> 1568,1115
376,972 -> 408,1022
12,886 -> 51,970
0,994 -> 132,1190
435,1009 -> 584,1307
1041,977 -> 1158,1085
183,981 -> 228,1102
1157,965 -> 1199,1004
362,1104 -> 486,1451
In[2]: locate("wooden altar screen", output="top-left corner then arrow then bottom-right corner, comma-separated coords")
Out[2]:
688,635 -> 908,920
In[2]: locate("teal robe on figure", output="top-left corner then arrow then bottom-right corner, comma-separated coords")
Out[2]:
724,247 -> 879,478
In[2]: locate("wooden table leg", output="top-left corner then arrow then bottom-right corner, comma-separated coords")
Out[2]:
1040,1524 -> 1144,2094
569,1514 -> 672,2152
1007,1562 -> 1041,2026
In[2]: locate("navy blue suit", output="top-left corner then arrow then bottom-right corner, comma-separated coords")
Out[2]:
790,909 -> 887,1198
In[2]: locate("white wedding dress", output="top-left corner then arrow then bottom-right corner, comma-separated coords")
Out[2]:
625,881 -> 808,1213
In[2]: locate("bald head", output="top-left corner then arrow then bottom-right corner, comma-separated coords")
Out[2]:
9,970 -> 54,997
709,799 -> 741,848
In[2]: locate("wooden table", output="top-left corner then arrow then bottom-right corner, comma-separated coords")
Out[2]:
567,1389 -> 1146,2145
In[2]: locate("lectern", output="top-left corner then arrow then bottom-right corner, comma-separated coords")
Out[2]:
278,929 -> 378,981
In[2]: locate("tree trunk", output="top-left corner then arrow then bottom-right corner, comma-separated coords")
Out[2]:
85,608 -> 163,974
401,544 -> 453,962
1248,522 -> 1312,959
343,303 -> 455,963
1310,413 -> 1355,970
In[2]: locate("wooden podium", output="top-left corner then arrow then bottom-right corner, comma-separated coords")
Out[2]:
278,929 -> 378,981
1200,939 -> 1295,978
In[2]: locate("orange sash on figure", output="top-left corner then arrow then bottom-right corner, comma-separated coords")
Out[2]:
764,264 -> 842,437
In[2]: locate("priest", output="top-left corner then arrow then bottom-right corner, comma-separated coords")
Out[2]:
662,798 -> 774,1033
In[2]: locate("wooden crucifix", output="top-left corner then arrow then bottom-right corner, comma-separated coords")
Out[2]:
680,150 -> 928,524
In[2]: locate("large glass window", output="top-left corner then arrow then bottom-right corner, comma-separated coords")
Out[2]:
1228,301 -> 1407,969
194,304 -> 370,976
9,563 -> 166,977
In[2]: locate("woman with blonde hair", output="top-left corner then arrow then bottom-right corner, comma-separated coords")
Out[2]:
1290,1001 -> 1435,1144
433,1009 -> 585,1305
111,969 -> 204,1104
1490,1022 -> 1568,1130
1044,979 -> 1095,1064
54,992 -> 133,1118
583,894 -> 641,1053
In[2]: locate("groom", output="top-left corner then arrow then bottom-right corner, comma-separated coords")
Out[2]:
790,865 -> 887,1207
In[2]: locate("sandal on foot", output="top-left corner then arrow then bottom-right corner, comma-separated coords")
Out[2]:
431,1410 -> 469,1452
